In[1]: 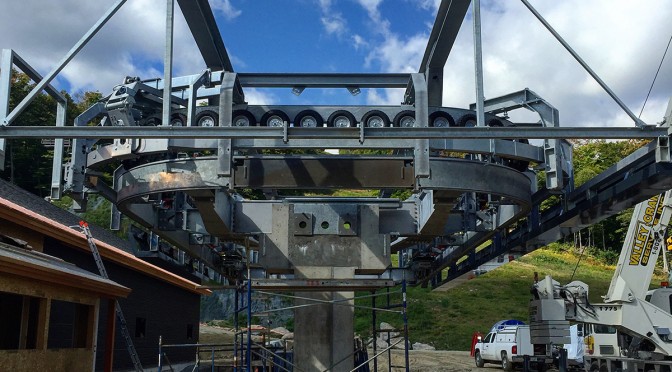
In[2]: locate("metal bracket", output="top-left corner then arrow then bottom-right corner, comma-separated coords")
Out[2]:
186,69 -> 211,126
656,136 -> 671,163
411,73 -> 430,178
217,72 -> 239,177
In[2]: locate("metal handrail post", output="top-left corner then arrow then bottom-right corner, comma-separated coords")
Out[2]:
387,329 -> 392,372
211,345 -> 215,372
246,278 -> 252,371
402,279 -> 410,372
158,335 -> 163,372
372,290 -> 377,372
234,285 -> 239,372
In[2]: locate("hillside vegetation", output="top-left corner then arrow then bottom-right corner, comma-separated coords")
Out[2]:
354,244 -> 668,351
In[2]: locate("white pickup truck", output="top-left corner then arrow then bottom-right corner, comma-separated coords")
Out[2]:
474,322 -> 553,371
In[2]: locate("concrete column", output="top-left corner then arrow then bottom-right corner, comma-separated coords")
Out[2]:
294,267 -> 355,372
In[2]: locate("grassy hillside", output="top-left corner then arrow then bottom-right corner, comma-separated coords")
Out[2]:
354,245 -> 667,351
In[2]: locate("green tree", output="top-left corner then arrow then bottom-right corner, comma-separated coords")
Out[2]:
0,70 -> 101,196
568,139 -> 648,252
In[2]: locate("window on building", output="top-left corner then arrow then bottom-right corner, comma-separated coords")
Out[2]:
47,300 -> 93,349
135,317 -> 146,338
73,303 -> 91,348
0,292 -> 42,350
0,292 -> 23,350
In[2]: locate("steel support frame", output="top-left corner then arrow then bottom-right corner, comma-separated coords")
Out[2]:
468,88 -> 571,191
433,138 -> 672,288
0,49 -> 68,196
2,125 -> 666,140
409,0 -> 471,105
162,0 -> 175,128
1,0 -> 669,296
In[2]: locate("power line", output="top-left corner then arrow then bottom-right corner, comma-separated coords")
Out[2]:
639,32 -> 672,118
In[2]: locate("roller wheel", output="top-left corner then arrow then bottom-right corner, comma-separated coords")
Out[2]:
488,118 -> 504,127
457,113 -> 477,127
232,110 -> 256,126
169,113 -> 187,127
195,110 -> 218,127
362,110 -> 390,128
393,110 -> 416,127
294,110 -> 324,128
327,110 -> 357,128
261,110 -> 290,127
429,111 -> 455,127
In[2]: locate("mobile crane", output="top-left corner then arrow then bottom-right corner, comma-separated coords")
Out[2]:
529,190 -> 672,372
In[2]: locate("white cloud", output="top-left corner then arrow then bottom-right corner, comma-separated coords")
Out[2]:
355,0 -> 390,36
243,88 -> 277,105
0,0 -> 210,94
211,0 -> 242,21
367,33 -> 428,73
321,14 -> 347,37
360,0 -> 672,131
416,0 -> 441,13
351,34 -> 368,50
316,0 -> 349,38
466,0 -> 672,127
360,0 -> 672,127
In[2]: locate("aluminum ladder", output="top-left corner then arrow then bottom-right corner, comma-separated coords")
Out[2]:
76,221 -> 144,372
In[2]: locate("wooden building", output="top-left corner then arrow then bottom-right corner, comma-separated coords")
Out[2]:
0,179 -> 210,371
0,239 -> 130,371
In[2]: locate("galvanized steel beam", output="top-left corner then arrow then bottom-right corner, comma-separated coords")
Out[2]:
1,125 -> 664,139
420,0 -> 471,72
177,0 -> 234,71
237,73 -> 411,88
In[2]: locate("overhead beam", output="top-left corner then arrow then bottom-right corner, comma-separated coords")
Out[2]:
420,0 -> 471,73
410,0 -> 471,105
177,0 -> 234,71
237,73 -> 411,88
0,125 -> 665,140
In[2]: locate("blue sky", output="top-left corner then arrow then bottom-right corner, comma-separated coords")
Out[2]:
0,0 -> 670,127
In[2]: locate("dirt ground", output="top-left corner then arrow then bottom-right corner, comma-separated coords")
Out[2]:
372,349 -> 490,371
199,324 -> 538,371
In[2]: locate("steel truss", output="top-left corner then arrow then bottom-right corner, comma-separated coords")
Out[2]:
0,0 -> 670,293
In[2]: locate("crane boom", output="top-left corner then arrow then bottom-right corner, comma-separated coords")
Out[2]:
530,190 -> 672,361
604,191 -> 672,303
